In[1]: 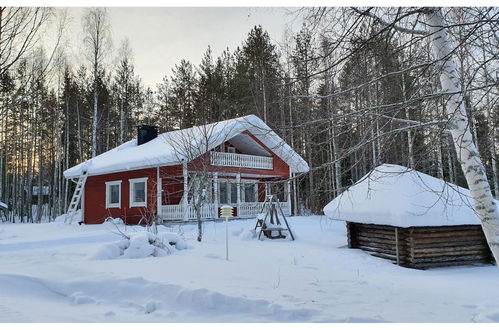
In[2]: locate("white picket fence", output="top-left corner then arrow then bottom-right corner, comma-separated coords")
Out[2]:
160,202 -> 291,221
238,202 -> 265,217
160,203 -> 217,220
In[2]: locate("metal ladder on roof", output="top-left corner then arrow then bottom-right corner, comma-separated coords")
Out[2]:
65,170 -> 88,224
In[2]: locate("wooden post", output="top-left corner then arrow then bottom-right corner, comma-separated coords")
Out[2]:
286,178 -> 292,216
156,166 -> 162,223
236,173 -> 241,212
395,227 -> 400,265
182,161 -> 188,221
213,172 -> 218,218
81,178 -> 85,224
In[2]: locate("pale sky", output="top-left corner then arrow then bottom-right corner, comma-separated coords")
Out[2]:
65,7 -> 302,88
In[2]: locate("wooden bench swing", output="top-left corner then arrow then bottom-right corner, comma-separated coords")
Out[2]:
254,195 -> 294,240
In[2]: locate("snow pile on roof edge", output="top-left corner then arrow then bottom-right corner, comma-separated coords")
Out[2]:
64,115 -> 309,178
323,164 -> 494,228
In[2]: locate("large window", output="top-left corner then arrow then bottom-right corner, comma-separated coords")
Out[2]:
217,180 -> 258,204
219,181 -> 228,204
129,178 -> 148,207
105,180 -> 122,208
243,183 -> 257,203
230,183 -> 238,203
218,181 -> 239,204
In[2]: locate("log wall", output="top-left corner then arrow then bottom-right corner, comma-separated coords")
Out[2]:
347,222 -> 494,269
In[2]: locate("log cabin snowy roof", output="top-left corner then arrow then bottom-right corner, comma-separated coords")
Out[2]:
323,164 -> 495,228
0,201 -> 7,210
64,115 -> 309,179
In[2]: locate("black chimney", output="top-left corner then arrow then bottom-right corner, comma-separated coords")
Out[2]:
137,125 -> 158,145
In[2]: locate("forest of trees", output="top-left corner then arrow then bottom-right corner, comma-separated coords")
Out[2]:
0,7 -> 497,225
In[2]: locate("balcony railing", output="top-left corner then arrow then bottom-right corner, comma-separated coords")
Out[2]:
210,151 -> 273,170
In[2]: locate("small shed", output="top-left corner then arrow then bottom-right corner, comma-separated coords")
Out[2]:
323,164 -> 495,269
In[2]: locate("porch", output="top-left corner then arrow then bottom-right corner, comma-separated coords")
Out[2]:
156,161 -> 292,221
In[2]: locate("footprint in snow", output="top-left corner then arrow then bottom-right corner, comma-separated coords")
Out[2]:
461,304 -> 477,309
204,253 -> 222,259
145,302 -> 157,314
70,292 -> 96,305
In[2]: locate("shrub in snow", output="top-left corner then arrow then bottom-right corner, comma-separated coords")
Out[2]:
90,231 -> 187,260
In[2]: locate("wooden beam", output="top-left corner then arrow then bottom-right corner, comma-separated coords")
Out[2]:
395,227 -> 400,265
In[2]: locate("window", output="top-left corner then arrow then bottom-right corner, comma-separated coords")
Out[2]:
219,181 -> 228,204
230,182 -> 238,203
227,146 -> 236,153
129,178 -> 148,207
244,183 -> 256,203
271,184 -> 286,202
105,180 -> 122,208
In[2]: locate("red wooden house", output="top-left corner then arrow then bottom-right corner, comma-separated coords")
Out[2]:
63,115 -> 309,224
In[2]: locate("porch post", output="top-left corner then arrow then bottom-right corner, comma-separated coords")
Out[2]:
157,166 -> 162,222
236,173 -> 241,213
183,161 -> 189,221
213,172 -> 219,218
286,178 -> 292,216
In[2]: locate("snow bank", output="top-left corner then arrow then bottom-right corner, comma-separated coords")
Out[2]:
323,164 -> 493,227
0,273 -> 317,322
238,228 -> 257,240
90,231 -> 188,260
2,216 -> 499,322
53,210 -> 83,224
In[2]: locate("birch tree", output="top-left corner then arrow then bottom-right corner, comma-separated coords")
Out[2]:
82,8 -> 111,158
424,7 -> 499,262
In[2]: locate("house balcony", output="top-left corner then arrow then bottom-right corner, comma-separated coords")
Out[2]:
210,151 -> 273,170
159,202 -> 291,221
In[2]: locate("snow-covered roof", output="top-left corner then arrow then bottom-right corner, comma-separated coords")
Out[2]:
64,115 -> 309,179
0,201 -> 7,210
323,164 -> 493,228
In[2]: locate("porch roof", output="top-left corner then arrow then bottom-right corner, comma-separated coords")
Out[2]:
64,115 -> 309,179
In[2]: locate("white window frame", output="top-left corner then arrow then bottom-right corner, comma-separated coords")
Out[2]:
105,180 -> 122,209
129,177 -> 148,207
227,146 -> 236,153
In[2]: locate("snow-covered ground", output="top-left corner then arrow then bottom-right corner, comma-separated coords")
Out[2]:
0,215 -> 498,322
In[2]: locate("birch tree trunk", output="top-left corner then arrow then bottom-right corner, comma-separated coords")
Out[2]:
425,7 -> 499,263
92,63 -> 98,158
402,75 -> 415,169
491,134 -> 499,198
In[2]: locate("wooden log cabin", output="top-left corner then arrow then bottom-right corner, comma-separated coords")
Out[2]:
324,164 -> 495,270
